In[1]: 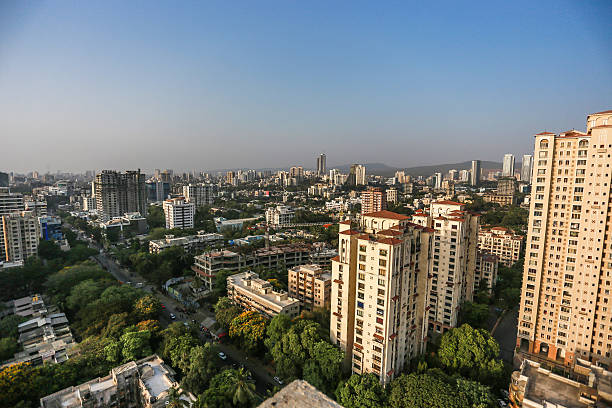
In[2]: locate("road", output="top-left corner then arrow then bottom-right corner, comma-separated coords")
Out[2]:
492,307 -> 519,364
89,242 -> 278,394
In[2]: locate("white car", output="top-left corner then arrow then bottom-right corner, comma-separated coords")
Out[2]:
273,376 -> 283,385
169,313 -> 176,320
218,352 -> 227,360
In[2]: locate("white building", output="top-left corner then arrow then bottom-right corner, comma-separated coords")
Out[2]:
265,205 -> 295,228
227,271 -> 300,318
162,197 -> 195,229
503,153 -> 515,177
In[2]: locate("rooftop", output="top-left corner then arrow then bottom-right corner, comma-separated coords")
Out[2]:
258,380 -> 343,408
362,210 -> 410,220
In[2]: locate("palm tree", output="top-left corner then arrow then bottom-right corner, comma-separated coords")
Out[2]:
229,368 -> 256,406
166,387 -> 189,408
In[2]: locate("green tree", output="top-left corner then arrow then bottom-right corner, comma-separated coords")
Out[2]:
182,344 -> 218,394
120,330 -> 152,361
437,324 -> 504,385
264,313 -> 292,351
335,373 -> 387,408
455,377 -> 496,408
302,341 -> 344,394
458,302 -> 490,329
214,297 -> 242,329
147,205 -> 166,229
65,279 -> 113,312
229,367 -> 256,407
167,387 -> 190,408
0,337 -> 18,361
388,373 -> 468,408
0,315 -> 28,338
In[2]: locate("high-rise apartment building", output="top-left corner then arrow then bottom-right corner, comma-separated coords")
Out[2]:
478,227 -> 523,267
0,187 -> 25,261
0,172 -> 9,187
162,197 -> 195,229
412,200 -> 480,332
361,187 -> 387,215
182,183 -> 214,207
346,164 -> 366,186
94,170 -> 147,221
516,110 -> 612,369
1,211 -> 40,262
395,171 -> 407,184
503,153 -> 516,177
434,172 -> 442,189
330,211 -> 433,385
288,264 -> 331,311
386,188 -> 398,204
475,252 -> 499,293
317,154 -> 327,176
521,154 -> 533,183
265,205 -> 295,228
471,160 -> 481,186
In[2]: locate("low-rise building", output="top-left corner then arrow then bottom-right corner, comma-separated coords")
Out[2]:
192,244 -> 323,293
214,216 -> 260,232
478,226 -> 523,266
39,216 -> 63,241
509,358 -> 612,408
163,197 -> 195,229
99,212 -> 148,235
40,355 -> 193,408
227,271 -> 300,318
149,232 -> 224,254
288,264 -> 331,311
474,252 -> 498,293
482,191 -> 517,206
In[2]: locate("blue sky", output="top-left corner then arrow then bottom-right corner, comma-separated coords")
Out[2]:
0,0 -> 610,173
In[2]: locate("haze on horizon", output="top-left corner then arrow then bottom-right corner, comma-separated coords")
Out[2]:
1,0 -> 611,174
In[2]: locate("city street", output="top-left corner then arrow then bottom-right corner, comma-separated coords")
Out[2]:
90,243 -> 278,394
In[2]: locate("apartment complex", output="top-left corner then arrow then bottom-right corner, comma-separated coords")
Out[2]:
522,154 -> 534,183
1,211 -> 40,262
94,170 -> 147,221
361,187 -> 387,215
482,191 -> 517,206
503,153 -> 516,177
182,183 -> 214,207
516,110 -> 612,370
330,210 -> 433,385
40,355 -> 192,408
39,216 -> 63,241
227,271 -> 300,318
412,200 -> 480,332
265,205 -> 295,228
288,264 -> 331,311
192,243 -> 335,292
478,226 -> 523,266
148,231 -> 223,254
162,197 -> 195,229
475,252 -> 499,293
471,160 -> 481,186
317,153 -> 327,176
346,164 -> 366,186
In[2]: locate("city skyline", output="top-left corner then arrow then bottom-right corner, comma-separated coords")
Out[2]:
1,1 -> 611,173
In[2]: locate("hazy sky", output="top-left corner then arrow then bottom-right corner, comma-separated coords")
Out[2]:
1,1 -> 611,174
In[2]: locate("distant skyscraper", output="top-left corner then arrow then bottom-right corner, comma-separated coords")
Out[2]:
521,154 -> 533,183
434,172 -> 442,189
94,170 -> 147,221
470,160 -> 481,186
317,154 -> 327,176
345,164 -> 366,186
503,154 -> 515,177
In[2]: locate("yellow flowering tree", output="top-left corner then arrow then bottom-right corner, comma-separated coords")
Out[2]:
229,311 -> 267,354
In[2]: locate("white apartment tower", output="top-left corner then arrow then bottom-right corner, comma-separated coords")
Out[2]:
521,154 -> 534,183
162,197 -> 195,229
330,211 -> 433,385
503,153 -> 516,177
182,184 -> 214,207
412,200 -> 480,332
517,110 -> 612,370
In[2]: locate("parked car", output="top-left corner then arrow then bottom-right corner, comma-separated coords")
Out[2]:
273,376 -> 283,385
169,313 -> 176,320
218,352 -> 227,360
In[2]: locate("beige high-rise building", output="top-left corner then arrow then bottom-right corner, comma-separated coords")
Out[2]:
475,251 -> 499,293
478,227 -> 523,267
516,110 -> 612,370
412,200 -> 480,333
361,187 -> 387,215
1,211 -> 40,262
288,264 -> 331,311
0,187 -> 25,260
330,211 -> 433,385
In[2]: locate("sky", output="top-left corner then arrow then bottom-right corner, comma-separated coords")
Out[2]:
0,0 -> 611,174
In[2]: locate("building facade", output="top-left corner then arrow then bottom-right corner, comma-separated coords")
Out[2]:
265,205 -> 295,228
94,170 -> 147,221
227,271 -> 300,318
330,210 -> 433,385
361,187 -> 387,215
288,264 -> 331,311
503,153 -> 516,177
1,211 -> 40,262
475,252 -> 499,293
182,183 -> 214,207
478,226 -> 523,266
39,216 -> 63,241
412,200 -> 480,332
317,153 -> 327,177
516,110 -> 612,370
471,160 -> 481,186
162,197 -> 195,229
521,154 -> 533,184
